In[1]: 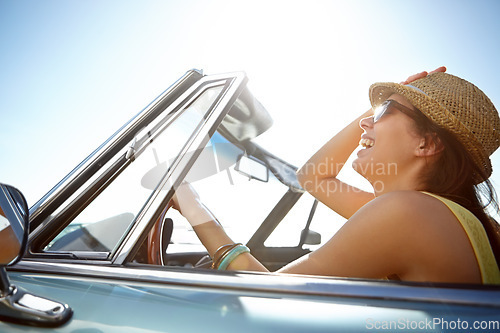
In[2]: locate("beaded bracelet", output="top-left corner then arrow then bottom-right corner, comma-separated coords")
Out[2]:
217,244 -> 250,270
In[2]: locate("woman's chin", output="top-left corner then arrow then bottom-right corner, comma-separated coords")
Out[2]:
351,159 -> 365,176
352,157 -> 375,180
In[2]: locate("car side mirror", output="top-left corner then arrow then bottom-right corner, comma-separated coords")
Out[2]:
235,155 -> 269,182
0,184 -> 29,268
0,183 -> 73,327
300,229 -> 321,246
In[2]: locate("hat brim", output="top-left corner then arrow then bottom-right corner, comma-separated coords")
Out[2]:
369,82 -> 491,183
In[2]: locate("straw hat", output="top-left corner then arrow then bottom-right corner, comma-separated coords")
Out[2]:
369,72 -> 500,183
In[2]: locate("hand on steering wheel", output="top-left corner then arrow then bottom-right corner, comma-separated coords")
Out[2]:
171,182 -> 201,216
148,182 -> 218,267
171,182 -> 214,227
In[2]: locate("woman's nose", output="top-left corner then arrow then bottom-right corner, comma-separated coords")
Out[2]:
359,116 -> 374,130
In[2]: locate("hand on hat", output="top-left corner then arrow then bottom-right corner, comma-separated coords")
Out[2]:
400,66 -> 447,85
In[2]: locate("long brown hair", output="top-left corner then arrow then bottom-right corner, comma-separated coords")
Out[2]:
402,105 -> 500,267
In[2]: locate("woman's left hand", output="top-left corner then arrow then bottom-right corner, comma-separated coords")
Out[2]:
400,66 -> 446,85
171,182 -> 216,227
171,182 -> 201,215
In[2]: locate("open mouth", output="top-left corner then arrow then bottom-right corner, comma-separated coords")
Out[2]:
359,138 -> 374,148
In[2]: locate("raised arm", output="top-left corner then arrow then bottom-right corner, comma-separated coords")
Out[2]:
296,66 -> 447,219
296,109 -> 375,219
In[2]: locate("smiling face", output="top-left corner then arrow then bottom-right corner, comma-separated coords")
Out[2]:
352,94 -> 426,191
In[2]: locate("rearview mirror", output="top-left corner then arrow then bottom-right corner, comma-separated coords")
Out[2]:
0,183 -> 73,327
235,155 -> 269,182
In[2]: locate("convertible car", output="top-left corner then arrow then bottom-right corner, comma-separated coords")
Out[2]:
1,70 -> 499,332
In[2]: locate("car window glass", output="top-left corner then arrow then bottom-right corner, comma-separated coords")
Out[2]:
265,193 -> 345,249
43,85 -> 225,255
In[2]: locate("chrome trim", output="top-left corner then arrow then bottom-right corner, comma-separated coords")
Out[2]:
113,72 -> 247,265
10,261 -> 500,308
48,251 -> 109,260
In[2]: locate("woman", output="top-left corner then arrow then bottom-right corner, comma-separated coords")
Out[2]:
172,68 -> 500,284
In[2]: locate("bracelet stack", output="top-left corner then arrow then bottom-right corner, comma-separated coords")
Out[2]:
211,243 -> 250,270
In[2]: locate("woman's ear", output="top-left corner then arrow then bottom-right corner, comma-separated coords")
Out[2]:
415,133 -> 444,157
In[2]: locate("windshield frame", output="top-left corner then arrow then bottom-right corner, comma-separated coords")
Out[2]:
27,72 -> 248,263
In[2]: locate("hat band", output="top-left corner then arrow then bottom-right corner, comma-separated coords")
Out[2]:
405,84 -> 428,96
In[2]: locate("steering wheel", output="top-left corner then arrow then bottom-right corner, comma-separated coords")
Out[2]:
147,200 -> 174,265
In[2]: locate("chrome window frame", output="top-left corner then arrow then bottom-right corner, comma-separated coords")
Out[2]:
115,73 -> 248,264
27,71 -> 248,264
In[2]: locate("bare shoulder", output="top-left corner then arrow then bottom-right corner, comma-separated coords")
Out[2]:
370,190 -> 444,208
350,190 -> 463,239
354,191 -> 449,221
351,191 -> 481,282
304,191 -> 479,281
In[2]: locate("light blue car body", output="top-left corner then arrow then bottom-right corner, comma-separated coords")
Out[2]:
7,263 -> 500,333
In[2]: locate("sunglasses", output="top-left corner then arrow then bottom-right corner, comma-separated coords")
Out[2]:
373,99 -> 417,123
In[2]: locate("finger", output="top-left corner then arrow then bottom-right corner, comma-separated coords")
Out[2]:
400,71 -> 428,85
429,66 -> 446,74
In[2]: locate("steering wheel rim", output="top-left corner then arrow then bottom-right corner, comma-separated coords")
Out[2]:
147,200 -> 174,265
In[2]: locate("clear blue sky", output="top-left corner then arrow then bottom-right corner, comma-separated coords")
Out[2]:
1,0 -> 500,206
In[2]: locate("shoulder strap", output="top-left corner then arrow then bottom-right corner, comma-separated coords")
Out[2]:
421,192 -> 500,284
